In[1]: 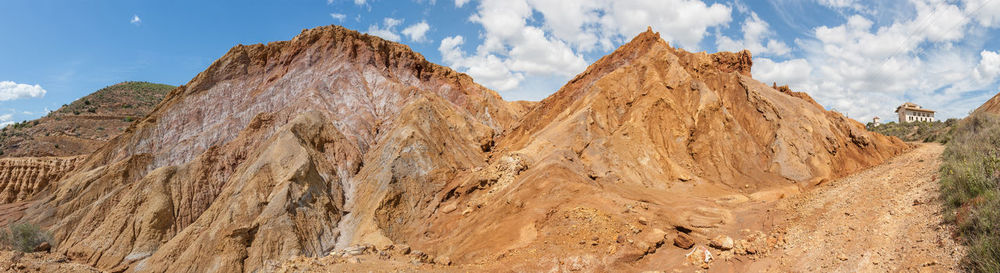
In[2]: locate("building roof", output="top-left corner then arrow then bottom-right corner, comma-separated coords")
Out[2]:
895,102 -> 935,113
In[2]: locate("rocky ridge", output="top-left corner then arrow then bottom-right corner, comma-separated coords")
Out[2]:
3,25 -> 909,272
973,91 -> 1000,115
0,81 -> 173,158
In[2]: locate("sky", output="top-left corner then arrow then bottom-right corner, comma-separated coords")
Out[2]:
1,0 -> 999,126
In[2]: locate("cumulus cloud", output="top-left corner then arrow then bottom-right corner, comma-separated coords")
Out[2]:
753,58 -> 812,87
0,114 -> 12,128
439,35 -> 524,91
0,81 -> 47,101
974,50 -> 1000,84
716,12 -> 790,56
439,0 -> 732,98
366,17 -> 403,41
354,0 -> 366,5
330,13 -> 347,22
963,0 -> 1000,27
455,0 -> 470,7
752,0 -> 998,122
401,21 -> 431,42
130,15 -> 141,26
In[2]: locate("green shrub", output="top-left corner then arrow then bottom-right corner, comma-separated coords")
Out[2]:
939,113 -> 1000,272
0,221 -> 52,252
868,119 -> 956,143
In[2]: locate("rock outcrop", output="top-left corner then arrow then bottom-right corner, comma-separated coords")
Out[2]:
10,25 -> 908,272
21,25 -> 518,273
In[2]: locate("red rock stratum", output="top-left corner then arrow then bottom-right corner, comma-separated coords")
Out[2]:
4,25 -> 908,272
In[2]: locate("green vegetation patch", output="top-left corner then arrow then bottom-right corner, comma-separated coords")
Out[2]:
0,221 -> 53,252
867,119 -> 957,143
939,113 -> 1000,272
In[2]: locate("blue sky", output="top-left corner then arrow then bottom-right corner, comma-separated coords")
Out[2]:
1,0 -> 999,125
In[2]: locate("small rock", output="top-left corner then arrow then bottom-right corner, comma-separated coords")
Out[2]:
837,254 -> 848,261
638,217 -> 649,225
344,245 -> 367,256
348,257 -> 362,264
616,235 -> 626,244
33,242 -> 51,253
398,244 -> 411,255
441,202 -> 458,213
674,233 -> 695,249
684,246 -> 713,267
710,235 -> 734,250
434,256 -> 452,266
381,244 -> 396,252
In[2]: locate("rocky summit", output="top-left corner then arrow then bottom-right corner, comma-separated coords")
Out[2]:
0,25 -> 909,272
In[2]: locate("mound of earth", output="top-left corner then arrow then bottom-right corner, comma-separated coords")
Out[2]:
973,91 -> 1000,115
5,25 -> 907,272
0,81 -> 173,158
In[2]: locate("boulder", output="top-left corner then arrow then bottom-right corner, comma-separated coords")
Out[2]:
710,235 -> 734,250
33,242 -> 51,253
674,233 -> 695,249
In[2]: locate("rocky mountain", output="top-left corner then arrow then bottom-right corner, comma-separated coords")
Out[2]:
6,25 -> 908,272
0,81 -> 174,158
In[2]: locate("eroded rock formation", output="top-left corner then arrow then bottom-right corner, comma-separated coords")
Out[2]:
11,25 -> 908,272
0,157 -> 79,203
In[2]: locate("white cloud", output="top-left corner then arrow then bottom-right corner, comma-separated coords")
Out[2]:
963,0 -> 1000,27
330,13 -> 347,22
751,0 -> 999,122
817,0 -> 858,8
354,0 -> 367,5
974,50 -> 1000,84
0,81 -> 46,101
455,0 -> 470,7
595,0 -> 732,50
716,12 -> 790,56
439,35 -> 524,91
130,15 -> 141,26
401,21 -> 431,42
0,114 -> 12,128
753,58 -> 812,87
439,0 -> 731,99
366,17 -> 403,41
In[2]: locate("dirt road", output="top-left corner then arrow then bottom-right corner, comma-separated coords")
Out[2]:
745,143 -> 964,272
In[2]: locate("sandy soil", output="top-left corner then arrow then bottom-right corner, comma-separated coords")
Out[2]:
741,142 -> 964,272
0,143 -> 962,272
271,142 -> 964,272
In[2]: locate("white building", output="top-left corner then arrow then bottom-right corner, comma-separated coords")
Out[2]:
895,102 -> 935,123
872,116 -> 881,126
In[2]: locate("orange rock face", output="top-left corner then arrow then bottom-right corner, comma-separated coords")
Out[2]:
11,26 -> 908,272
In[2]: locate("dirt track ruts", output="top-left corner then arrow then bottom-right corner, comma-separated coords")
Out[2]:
747,143 -> 965,272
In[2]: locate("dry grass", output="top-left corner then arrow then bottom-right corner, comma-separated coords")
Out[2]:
0,221 -> 52,252
939,113 -> 1000,272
